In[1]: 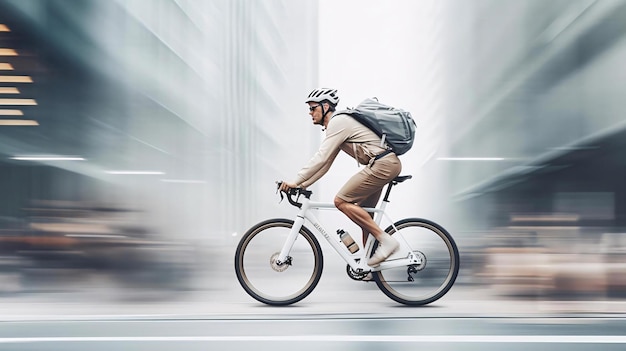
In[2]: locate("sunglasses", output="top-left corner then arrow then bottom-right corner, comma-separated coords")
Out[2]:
309,104 -> 321,112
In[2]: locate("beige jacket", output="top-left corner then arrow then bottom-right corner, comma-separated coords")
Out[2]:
294,114 -> 388,188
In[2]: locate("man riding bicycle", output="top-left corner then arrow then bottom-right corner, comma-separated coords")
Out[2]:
279,88 -> 402,266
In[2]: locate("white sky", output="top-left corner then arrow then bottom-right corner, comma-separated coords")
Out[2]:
318,0 -> 441,112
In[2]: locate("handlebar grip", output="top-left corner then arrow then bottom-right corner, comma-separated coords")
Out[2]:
286,189 -> 302,208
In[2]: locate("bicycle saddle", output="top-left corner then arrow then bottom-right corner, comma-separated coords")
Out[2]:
393,175 -> 412,183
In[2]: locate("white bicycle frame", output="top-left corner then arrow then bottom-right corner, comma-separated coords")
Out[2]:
276,194 -> 423,273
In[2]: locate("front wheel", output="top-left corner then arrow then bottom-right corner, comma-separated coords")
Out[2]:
234,219 -> 323,305
373,218 -> 459,306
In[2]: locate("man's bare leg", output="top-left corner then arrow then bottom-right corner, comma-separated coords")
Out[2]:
335,197 -> 398,266
334,197 -> 384,240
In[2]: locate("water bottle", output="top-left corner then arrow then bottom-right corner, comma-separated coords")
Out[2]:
337,229 -> 359,253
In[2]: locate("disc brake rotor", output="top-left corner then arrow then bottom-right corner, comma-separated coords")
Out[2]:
270,252 -> 289,272
412,250 -> 427,271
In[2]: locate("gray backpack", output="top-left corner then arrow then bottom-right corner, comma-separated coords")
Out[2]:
335,98 -> 416,155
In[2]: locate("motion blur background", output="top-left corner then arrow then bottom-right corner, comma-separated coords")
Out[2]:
0,0 -> 625,303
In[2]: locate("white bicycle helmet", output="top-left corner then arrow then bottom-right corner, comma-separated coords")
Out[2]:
305,88 -> 339,106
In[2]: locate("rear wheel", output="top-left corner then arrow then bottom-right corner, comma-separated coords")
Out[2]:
234,219 -> 323,305
373,218 -> 459,306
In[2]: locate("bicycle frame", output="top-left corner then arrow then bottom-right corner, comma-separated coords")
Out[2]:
276,194 -> 424,273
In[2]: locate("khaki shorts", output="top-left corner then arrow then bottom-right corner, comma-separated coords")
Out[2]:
336,153 -> 402,207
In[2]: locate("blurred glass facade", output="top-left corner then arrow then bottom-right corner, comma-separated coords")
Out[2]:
0,0 -> 319,237
441,0 -> 626,298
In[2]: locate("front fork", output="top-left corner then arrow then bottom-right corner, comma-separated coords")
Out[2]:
275,215 -> 305,266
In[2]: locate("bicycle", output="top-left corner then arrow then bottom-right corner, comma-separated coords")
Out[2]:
234,175 -> 460,306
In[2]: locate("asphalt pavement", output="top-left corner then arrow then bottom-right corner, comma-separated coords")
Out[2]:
0,266 -> 624,321
0,269 -> 624,351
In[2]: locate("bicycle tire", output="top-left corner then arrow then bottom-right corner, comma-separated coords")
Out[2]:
373,218 -> 459,306
234,218 -> 324,306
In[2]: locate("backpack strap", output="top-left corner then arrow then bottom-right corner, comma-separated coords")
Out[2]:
369,149 -> 394,167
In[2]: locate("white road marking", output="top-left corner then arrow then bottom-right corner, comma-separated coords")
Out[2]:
0,335 -> 624,343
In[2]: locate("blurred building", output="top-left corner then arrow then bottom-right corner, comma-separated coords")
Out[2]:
440,0 -> 626,297
0,0 -> 319,243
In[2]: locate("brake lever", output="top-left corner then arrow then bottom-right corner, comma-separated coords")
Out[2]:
275,181 -> 303,206
276,181 -> 285,203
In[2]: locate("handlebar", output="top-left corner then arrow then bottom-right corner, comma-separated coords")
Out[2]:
276,182 -> 312,208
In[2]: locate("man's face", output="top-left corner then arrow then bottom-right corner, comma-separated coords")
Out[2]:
308,102 -> 324,125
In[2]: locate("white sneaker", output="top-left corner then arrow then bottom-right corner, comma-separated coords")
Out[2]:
367,235 -> 399,267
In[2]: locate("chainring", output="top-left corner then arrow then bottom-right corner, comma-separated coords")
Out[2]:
346,264 -> 370,281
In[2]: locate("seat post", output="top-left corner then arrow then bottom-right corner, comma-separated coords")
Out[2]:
382,175 -> 411,203
382,181 -> 395,203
